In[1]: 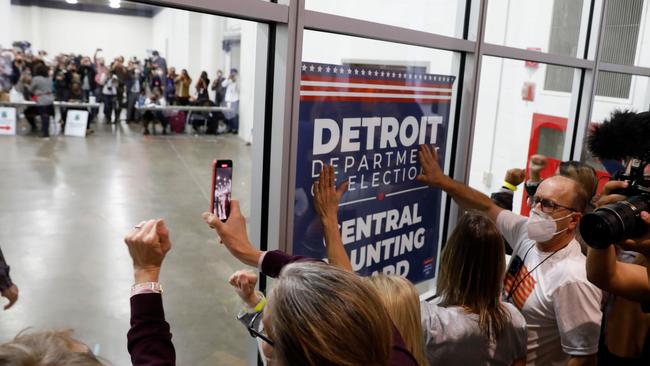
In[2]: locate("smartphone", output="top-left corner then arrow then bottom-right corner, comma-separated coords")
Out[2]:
210,160 -> 233,222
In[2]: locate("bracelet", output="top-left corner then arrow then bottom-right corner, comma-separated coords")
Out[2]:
131,282 -> 163,296
502,181 -> 517,191
244,291 -> 267,313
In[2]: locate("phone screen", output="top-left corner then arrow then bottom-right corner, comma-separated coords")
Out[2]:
211,160 -> 233,221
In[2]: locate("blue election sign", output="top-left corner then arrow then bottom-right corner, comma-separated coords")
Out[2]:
293,62 -> 455,283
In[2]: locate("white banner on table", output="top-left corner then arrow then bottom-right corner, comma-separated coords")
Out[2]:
64,110 -> 88,137
0,107 -> 16,136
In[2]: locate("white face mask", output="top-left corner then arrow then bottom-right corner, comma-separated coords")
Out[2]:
527,209 -> 574,243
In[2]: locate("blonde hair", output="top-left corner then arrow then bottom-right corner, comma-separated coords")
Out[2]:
267,262 -> 393,366
437,211 -> 510,340
0,329 -> 104,366
367,275 -> 429,366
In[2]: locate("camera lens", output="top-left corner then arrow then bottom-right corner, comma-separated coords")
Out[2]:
580,195 -> 650,249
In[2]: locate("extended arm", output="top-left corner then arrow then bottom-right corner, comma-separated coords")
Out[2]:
417,145 -> 503,221
587,246 -> 650,303
0,246 -> 18,310
313,165 -> 352,271
124,219 -> 176,366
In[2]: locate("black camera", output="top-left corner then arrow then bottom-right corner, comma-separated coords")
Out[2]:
579,110 -> 650,249
580,157 -> 650,249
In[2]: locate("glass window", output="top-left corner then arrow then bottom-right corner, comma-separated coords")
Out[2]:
485,0 -> 590,58
606,0 -> 650,68
3,1 -> 268,364
546,0 -> 646,97
298,30 -> 460,287
469,56 -> 579,214
305,0 -> 466,38
584,73 -> 650,184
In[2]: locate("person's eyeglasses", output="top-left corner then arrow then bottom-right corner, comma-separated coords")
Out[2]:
531,196 -> 576,213
247,311 -> 274,346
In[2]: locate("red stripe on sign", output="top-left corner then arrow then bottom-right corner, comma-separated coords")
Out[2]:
300,85 -> 453,96
301,75 -> 454,88
300,96 -> 452,103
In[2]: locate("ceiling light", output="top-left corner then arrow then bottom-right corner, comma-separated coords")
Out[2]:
109,0 -> 121,8
66,0 -> 78,4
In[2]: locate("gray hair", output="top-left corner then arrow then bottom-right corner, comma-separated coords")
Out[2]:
0,329 -> 105,366
266,262 -> 393,366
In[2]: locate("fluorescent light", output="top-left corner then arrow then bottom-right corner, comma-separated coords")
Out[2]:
109,0 -> 120,8
66,0 -> 78,4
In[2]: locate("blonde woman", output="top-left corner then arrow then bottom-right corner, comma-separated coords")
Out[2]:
424,211 -> 527,365
367,275 -> 429,366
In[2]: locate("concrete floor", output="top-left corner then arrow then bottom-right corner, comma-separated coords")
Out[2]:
0,122 -> 254,365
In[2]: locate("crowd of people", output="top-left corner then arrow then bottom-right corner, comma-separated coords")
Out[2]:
0,42 -> 240,137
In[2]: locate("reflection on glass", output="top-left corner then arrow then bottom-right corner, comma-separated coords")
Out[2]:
537,127 -> 565,159
305,0 -> 465,38
485,0 -> 588,58
470,56 -> 577,214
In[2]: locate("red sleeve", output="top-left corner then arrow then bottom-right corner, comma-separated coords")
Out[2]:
127,293 -> 176,366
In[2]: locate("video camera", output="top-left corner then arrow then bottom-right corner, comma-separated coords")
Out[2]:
580,110 -> 650,249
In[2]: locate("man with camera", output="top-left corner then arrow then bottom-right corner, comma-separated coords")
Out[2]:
582,110 -> 650,307
585,180 -> 650,304
418,145 -> 602,366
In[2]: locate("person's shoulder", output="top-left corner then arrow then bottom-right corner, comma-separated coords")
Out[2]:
422,302 -> 472,325
503,302 -> 526,329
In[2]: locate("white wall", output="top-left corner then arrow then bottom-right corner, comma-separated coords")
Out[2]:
237,22 -> 268,143
151,9 -> 228,112
10,5 -> 152,62
0,0 -> 10,48
301,0 -> 462,75
152,8 -> 190,74
306,0 -> 463,37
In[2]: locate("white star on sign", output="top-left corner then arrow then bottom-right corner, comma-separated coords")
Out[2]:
309,65 -> 315,71
354,69 -> 359,75
317,66 -> 323,72
361,70 -> 366,75
302,64 -> 307,71
333,67 -> 338,73
374,71 -> 379,76
326,66 -> 331,72
347,68 -> 352,74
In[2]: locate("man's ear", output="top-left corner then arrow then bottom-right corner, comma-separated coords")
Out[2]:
570,212 -> 583,231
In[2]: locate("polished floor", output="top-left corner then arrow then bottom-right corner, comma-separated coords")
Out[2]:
0,122 -> 254,365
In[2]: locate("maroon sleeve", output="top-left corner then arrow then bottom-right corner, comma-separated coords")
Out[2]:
390,326 -> 419,366
127,293 -> 176,366
260,250 -> 321,278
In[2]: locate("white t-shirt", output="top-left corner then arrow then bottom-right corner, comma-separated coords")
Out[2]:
421,301 -> 527,365
497,210 -> 603,366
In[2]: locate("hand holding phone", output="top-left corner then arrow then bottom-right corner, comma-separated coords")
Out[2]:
210,160 -> 233,222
